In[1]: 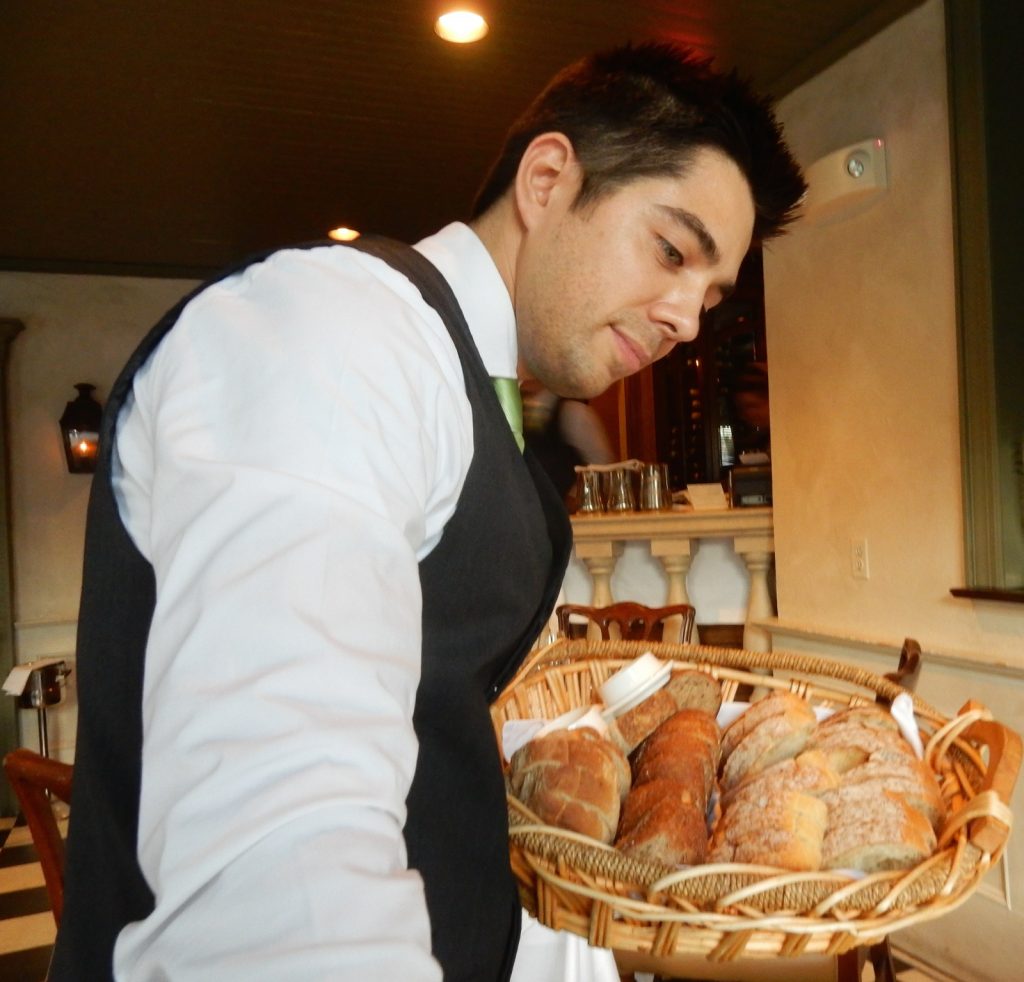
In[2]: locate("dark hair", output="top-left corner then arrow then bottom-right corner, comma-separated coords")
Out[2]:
471,42 -> 806,243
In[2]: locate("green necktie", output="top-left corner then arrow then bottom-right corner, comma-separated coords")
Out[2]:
491,377 -> 525,452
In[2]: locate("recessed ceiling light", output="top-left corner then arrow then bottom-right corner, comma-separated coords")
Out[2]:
328,226 -> 360,242
435,10 -> 489,44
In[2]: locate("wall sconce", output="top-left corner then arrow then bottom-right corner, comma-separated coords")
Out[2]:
59,383 -> 103,474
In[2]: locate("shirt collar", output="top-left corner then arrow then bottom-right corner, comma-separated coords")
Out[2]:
414,222 -> 517,379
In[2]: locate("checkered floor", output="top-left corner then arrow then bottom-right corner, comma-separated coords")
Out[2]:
0,813 -> 61,981
0,811 -> 951,982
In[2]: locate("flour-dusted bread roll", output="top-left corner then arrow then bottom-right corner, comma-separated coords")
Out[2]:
721,690 -> 811,759
709,788 -> 828,871
508,728 -> 630,844
721,748 -> 839,810
809,719 -> 916,773
607,671 -> 722,755
821,786 -> 937,872
615,781 -> 708,867
720,693 -> 818,790
836,753 -> 946,830
815,704 -> 901,735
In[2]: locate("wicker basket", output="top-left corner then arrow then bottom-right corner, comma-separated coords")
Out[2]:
491,638 -> 1021,963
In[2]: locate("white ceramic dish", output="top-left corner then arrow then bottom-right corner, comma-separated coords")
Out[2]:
601,663 -> 672,719
536,704 -> 609,739
598,652 -> 664,708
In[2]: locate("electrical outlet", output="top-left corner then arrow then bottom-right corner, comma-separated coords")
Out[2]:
851,538 -> 870,579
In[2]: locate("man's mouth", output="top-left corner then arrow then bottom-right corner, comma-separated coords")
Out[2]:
611,328 -> 649,375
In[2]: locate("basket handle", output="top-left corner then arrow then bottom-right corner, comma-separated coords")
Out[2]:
956,699 -> 1022,853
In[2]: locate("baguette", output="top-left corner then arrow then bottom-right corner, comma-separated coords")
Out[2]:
631,709 -> 721,813
615,791 -> 708,867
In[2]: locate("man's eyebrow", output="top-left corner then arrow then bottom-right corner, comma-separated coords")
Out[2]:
656,204 -> 720,263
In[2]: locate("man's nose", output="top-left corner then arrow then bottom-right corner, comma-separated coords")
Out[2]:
649,288 -> 704,344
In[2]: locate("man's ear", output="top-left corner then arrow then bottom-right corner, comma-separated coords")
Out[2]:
514,132 -> 579,229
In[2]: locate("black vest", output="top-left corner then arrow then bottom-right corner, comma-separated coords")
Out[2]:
51,238 -> 571,981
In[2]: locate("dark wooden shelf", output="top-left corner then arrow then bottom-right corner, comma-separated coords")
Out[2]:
950,586 -> 1024,605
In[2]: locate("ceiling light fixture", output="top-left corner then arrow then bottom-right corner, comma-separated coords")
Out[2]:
328,227 -> 361,242
434,8 -> 489,44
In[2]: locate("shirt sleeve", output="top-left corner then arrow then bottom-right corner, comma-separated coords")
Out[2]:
111,246 -> 471,981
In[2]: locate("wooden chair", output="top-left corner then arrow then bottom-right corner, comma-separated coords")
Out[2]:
3,748 -> 73,926
556,601 -> 696,644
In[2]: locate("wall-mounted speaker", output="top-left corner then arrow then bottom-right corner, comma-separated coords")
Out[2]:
800,138 -> 888,225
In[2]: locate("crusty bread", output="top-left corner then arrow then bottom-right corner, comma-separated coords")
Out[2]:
721,690 -> 812,760
709,789 -> 827,871
835,754 -> 946,830
638,708 -> 721,760
619,778 -> 703,832
508,728 -> 630,843
810,720 -> 915,773
607,671 -> 722,755
720,699 -> 817,790
816,705 -> 900,734
633,744 -> 714,811
632,709 -> 720,805
822,787 -> 937,872
615,793 -> 708,867
660,670 -> 723,718
722,748 -> 839,810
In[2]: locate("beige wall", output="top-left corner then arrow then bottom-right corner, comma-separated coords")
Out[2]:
765,2 -> 1023,977
1,270 -> 197,757
765,0 -> 1023,666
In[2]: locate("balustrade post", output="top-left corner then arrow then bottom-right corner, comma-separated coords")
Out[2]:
734,535 -> 775,653
574,540 -> 622,641
650,540 -> 699,644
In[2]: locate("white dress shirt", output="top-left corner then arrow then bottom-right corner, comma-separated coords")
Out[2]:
110,223 -> 515,980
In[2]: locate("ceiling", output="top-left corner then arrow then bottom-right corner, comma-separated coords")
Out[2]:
2,0 -> 922,277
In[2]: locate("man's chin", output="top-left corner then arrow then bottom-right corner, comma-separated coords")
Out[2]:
550,378 -> 615,400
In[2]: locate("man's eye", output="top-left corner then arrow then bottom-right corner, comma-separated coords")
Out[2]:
658,237 -> 683,267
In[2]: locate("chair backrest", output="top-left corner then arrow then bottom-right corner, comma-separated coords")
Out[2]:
3,748 -> 73,926
556,601 -> 696,644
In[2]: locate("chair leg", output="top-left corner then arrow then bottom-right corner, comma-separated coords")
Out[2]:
868,939 -> 896,982
836,948 -> 865,982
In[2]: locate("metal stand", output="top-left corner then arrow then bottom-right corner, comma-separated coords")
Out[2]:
13,660 -> 71,759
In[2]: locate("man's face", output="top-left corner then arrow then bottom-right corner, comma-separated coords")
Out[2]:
515,147 -> 755,398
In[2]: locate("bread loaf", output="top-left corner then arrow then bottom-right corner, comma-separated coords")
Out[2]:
821,786 -> 937,872
721,690 -> 812,759
632,709 -> 720,811
615,793 -> 708,867
709,789 -> 827,870
721,748 -> 839,810
611,708 -> 721,867
720,695 -> 817,790
809,720 -> 916,773
835,754 -> 946,830
607,671 -> 722,754
508,728 -> 630,843
815,704 -> 900,734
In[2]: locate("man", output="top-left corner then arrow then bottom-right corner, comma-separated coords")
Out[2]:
52,42 -> 804,981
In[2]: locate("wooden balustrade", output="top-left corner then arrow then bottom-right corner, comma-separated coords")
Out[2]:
569,506 -> 775,650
